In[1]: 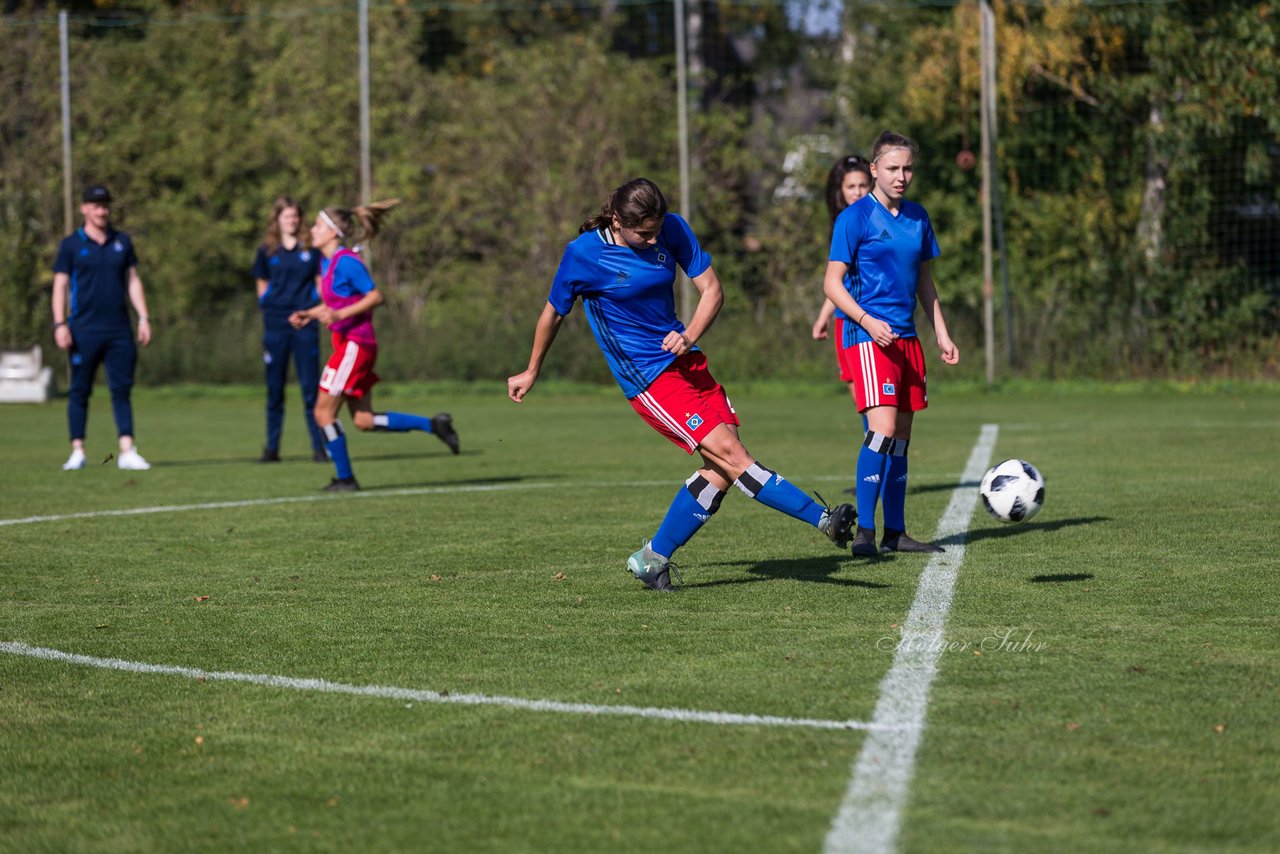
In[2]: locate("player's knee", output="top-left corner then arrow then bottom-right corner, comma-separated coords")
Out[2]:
352,411 -> 375,431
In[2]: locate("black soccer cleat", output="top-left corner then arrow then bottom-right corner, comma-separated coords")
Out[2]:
850,526 -> 879,558
880,529 -> 944,554
819,502 -> 858,549
647,568 -> 677,592
323,476 -> 360,493
431,413 -> 460,455
258,447 -> 281,463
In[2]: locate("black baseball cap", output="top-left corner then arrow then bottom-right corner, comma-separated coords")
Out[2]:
82,185 -> 112,204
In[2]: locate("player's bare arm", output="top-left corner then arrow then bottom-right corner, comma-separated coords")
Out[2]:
51,272 -> 74,350
664,266 -> 723,355
327,288 -> 384,326
823,260 -> 897,347
508,302 -> 565,402
916,262 -> 959,365
128,267 -> 152,346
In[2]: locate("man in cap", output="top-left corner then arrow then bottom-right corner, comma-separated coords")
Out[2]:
51,185 -> 154,471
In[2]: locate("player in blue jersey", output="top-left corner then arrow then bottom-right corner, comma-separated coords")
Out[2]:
508,178 -> 856,591
252,196 -> 327,463
823,132 -> 960,556
290,200 -> 459,492
51,185 -> 154,472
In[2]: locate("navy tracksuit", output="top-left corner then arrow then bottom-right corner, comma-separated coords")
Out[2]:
252,242 -> 324,454
53,228 -> 141,441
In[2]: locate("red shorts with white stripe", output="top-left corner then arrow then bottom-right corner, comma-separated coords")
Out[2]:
319,333 -> 380,399
629,352 -> 739,454
846,335 -> 928,413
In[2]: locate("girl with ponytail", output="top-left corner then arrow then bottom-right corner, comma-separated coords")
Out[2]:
508,178 -> 857,592
290,199 -> 460,492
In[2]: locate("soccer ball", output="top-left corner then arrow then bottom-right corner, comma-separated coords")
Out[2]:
979,459 -> 1045,523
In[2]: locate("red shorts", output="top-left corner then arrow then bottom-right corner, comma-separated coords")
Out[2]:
844,336 -> 928,413
629,352 -> 739,454
319,334 -> 380,399
833,317 -> 857,382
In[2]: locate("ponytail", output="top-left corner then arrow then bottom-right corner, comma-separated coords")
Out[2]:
321,198 -> 400,244
579,178 -> 668,235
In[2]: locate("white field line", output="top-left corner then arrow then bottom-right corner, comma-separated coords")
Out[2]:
0,641 -> 893,733
0,474 -> 865,528
824,424 -> 998,854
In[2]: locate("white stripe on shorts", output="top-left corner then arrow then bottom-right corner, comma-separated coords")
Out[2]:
860,341 -> 879,408
325,340 -> 360,397
635,390 -> 699,451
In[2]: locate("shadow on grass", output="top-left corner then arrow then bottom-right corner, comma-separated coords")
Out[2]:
838,480 -> 982,499
359,475 -> 542,491
684,555 -> 893,590
158,448 -> 483,468
1029,573 -> 1095,583
935,515 -> 1110,548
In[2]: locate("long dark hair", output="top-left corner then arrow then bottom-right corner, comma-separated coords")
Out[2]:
263,195 -> 307,253
825,154 -> 872,224
580,178 -> 669,234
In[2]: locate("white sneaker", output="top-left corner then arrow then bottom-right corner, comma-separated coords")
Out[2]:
118,448 -> 151,471
62,449 -> 86,470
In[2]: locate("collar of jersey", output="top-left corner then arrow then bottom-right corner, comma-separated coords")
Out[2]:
78,227 -> 118,246
869,192 -> 903,219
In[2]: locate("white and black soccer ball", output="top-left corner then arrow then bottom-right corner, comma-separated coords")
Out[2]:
979,459 -> 1045,523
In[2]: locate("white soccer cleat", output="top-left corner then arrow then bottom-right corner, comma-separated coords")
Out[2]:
62,449 -> 86,470
117,448 -> 151,471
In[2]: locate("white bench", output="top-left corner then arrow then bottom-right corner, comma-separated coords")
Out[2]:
0,345 -> 55,404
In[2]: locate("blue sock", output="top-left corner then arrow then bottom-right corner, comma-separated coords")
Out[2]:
373,412 -> 434,433
733,462 -> 824,527
883,438 -> 909,532
322,421 -> 354,480
650,474 -> 724,559
856,432 -> 894,529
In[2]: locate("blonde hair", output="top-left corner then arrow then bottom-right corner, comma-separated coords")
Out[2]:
321,199 -> 400,243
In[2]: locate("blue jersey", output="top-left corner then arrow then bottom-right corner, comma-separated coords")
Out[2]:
548,212 -> 712,399
252,243 -> 321,320
828,194 -> 939,345
53,228 -> 138,334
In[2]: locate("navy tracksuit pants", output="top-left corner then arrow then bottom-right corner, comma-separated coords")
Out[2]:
66,328 -> 137,441
263,319 -> 324,453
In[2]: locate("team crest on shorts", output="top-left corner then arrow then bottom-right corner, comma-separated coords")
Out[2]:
686,412 -> 704,430
883,382 -> 896,396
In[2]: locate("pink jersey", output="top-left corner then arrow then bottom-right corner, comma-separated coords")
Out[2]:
320,248 -> 376,346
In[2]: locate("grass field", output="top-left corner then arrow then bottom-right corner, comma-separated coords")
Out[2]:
2,381 -> 1278,852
